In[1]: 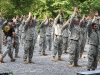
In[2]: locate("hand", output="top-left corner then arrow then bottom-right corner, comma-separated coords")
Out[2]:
74,7 -> 78,13
2,41 -> 5,46
29,12 -> 32,17
88,11 -> 94,20
95,10 -> 98,16
82,14 -> 86,20
60,9 -> 63,15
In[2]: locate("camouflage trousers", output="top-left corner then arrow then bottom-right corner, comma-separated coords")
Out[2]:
23,40 -> 34,61
0,30 -> 2,51
53,35 -> 63,57
68,40 -> 79,64
39,37 -> 46,54
79,38 -> 86,55
21,32 -> 25,45
87,45 -> 98,69
18,30 -> 22,43
14,36 -> 19,55
62,37 -> 68,53
2,37 -> 14,58
46,35 -> 52,51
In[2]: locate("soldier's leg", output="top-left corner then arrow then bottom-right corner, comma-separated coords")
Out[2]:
29,41 -> 34,63
49,36 -> 52,51
52,37 -> 58,61
15,37 -> 20,58
23,40 -> 29,64
68,41 -> 76,66
42,37 -> 47,55
58,38 -> 64,61
46,36 -> 49,51
91,47 -> 98,70
87,45 -> 96,70
39,37 -> 43,55
63,37 -> 68,53
79,39 -> 86,58
0,32 -> 2,54
74,42 -> 81,67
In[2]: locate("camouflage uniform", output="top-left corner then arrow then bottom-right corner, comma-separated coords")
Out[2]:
1,22 -> 15,62
21,20 -> 26,45
33,20 -> 38,47
87,21 -> 99,70
39,20 -> 48,55
23,17 -> 35,62
62,22 -> 69,53
68,14 -> 80,65
79,19 -> 87,57
52,14 -> 64,58
0,17 -> 4,52
46,25 -> 52,51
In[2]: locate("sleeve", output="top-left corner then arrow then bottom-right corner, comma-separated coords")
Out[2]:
69,14 -> 75,31
87,20 -> 92,37
54,14 -> 60,25
11,26 -> 15,32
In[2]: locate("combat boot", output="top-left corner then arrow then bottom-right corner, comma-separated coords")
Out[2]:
68,63 -> 73,67
11,58 -> 16,62
0,51 -> 2,54
98,59 -> 100,64
0,56 -> 4,63
52,56 -> 56,62
15,54 -> 20,58
28,60 -> 34,64
38,53 -> 42,56
43,53 -> 48,56
23,60 -> 28,64
79,54 -> 85,59
58,56 -> 64,61
73,63 -> 81,67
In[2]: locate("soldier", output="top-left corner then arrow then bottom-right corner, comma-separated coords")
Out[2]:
52,9 -> 64,62
38,16 -> 49,56
0,12 -> 5,54
32,16 -> 38,47
45,18 -> 52,51
79,15 -> 87,58
20,16 -> 27,45
62,20 -> 69,53
67,7 -> 81,67
13,15 -> 21,58
23,12 -> 35,64
92,11 -> 100,64
0,19 -> 16,63
87,12 -> 99,70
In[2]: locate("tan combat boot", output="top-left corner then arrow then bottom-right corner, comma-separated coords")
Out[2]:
11,58 -> 16,62
28,60 -> 34,64
15,54 -> 20,58
43,53 -> 48,56
79,54 -> 85,59
68,63 -> 73,67
73,63 -> 81,67
38,53 -> 42,56
58,56 -> 64,61
23,60 -> 28,64
52,56 -> 56,62
0,51 -> 2,54
0,56 -> 5,63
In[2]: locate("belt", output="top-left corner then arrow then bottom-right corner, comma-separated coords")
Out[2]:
55,35 -> 62,37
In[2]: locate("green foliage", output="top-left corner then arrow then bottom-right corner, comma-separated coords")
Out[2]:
0,0 -> 100,20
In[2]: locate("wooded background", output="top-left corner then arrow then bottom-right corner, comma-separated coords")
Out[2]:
0,0 -> 100,21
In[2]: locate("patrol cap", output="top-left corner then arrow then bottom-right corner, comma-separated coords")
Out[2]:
8,19 -> 13,22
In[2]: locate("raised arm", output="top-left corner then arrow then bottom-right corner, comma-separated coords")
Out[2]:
69,7 -> 78,30
24,12 -> 32,29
